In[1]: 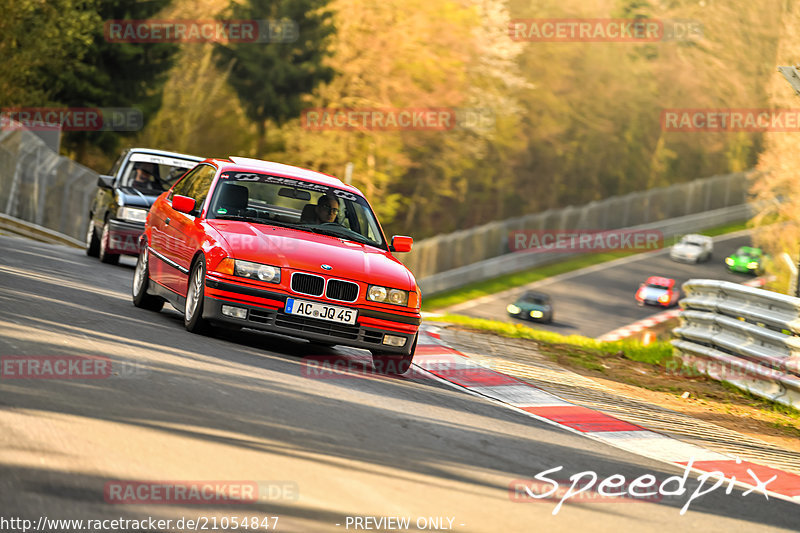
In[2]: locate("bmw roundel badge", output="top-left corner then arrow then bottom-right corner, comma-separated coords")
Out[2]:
321,264 -> 332,270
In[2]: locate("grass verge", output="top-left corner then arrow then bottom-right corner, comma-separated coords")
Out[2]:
426,313 -> 800,446
426,313 -> 674,367
421,220 -> 748,311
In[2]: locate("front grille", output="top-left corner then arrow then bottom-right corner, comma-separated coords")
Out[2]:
326,279 -> 359,302
249,308 -> 276,324
363,330 -> 383,344
291,273 -> 324,296
275,314 -> 360,340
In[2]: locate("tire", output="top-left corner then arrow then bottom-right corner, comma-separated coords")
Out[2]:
98,220 -> 120,265
185,259 -> 211,334
371,333 -> 417,375
86,218 -> 100,257
132,246 -> 164,312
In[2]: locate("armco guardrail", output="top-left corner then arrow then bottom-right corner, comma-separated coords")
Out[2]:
403,171 -> 751,288
417,203 -> 752,294
0,127 -> 98,242
672,279 -> 800,409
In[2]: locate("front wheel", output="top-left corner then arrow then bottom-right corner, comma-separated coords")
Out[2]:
185,259 -> 211,334
132,246 -> 164,312
86,218 -> 100,257
371,334 -> 417,375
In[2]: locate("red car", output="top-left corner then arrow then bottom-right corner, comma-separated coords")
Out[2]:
635,276 -> 680,307
132,156 -> 420,373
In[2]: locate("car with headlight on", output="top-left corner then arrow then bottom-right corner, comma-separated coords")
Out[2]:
132,156 -> 420,374
635,276 -> 680,307
725,246 -> 763,275
507,291 -> 553,323
670,233 -> 712,263
86,148 -> 203,264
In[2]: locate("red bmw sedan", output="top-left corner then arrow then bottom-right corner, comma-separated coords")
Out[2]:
132,156 -> 420,373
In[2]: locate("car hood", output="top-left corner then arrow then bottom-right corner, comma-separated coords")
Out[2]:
671,244 -> 700,256
639,286 -> 668,299
730,254 -> 757,264
207,220 -> 416,290
117,187 -> 161,209
516,301 -> 550,312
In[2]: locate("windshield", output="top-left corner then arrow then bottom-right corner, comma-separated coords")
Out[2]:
520,294 -> 549,305
121,153 -> 198,193
209,171 -> 387,249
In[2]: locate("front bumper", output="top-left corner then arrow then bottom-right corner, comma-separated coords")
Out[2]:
670,253 -> 700,263
106,219 -> 144,255
203,277 -> 420,354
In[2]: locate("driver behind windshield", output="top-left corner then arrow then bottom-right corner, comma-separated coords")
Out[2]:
312,193 -> 340,224
131,162 -> 158,190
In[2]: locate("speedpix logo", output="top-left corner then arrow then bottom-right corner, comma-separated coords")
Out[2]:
510,459 -> 777,515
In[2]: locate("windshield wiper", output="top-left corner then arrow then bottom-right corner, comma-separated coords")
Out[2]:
306,225 -> 376,246
213,214 -> 278,226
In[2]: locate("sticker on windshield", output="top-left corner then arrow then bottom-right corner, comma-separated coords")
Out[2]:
129,153 -> 198,168
221,171 -> 335,194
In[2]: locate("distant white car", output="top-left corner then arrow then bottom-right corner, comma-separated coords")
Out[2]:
670,234 -> 713,263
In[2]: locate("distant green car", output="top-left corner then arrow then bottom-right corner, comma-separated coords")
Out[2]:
725,246 -> 763,274
507,291 -> 554,324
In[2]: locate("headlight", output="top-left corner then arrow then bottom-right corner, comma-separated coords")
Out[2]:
234,260 -> 281,283
658,293 -> 670,303
117,207 -> 148,223
507,304 -> 521,314
747,261 -> 759,269
367,284 -> 409,306
530,310 -> 544,318
725,257 -> 734,266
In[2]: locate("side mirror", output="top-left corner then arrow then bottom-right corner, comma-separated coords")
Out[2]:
97,175 -> 115,189
391,235 -> 413,253
172,195 -> 196,214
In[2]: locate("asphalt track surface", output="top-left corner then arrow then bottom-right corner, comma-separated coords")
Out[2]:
451,233 -> 758,338
0,234 -> 797,532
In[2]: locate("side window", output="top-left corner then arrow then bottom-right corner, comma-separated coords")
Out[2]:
186,166 -> 216,215
170,165 -> 204,199
170,164 -> 216,215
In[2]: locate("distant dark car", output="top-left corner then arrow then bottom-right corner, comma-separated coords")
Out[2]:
86,148 -> 203,264
507,291 -> 554,323
635,276 -> 680,307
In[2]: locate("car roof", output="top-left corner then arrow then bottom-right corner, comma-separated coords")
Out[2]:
127,147 -> 204,162
646,276 -> 674,286
210,156 -> 362,195
520,290 -> 550,299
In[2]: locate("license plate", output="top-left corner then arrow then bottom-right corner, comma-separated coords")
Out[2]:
284,298 -> 357,325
